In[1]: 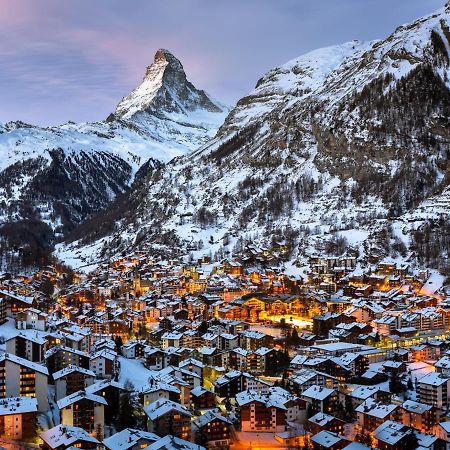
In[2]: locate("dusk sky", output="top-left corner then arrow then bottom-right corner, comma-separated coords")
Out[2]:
0,0 -> 445,126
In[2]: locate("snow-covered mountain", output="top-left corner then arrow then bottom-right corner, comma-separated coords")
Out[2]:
61,3 -> 450,273
113,48 -> 228,151
0,50 -> 228,256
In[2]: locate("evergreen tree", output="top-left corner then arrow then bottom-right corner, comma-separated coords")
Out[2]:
115,383 -> 136,431
389,372 -> 406,394
198,320 -> 208,335
407,377 -> 414,391
291,327 -> 300,346
114,335 -> 123,354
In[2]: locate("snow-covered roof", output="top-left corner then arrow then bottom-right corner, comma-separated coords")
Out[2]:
0,352 -> 49,375
374,420 -> 412,444
301,385 -> 335,401
85,379 -> 126,395
402,400 -> 432,414
0,396 -> 38,415
144,399 -> 191,420
308,412 -> 338,426
40,424 -> 99,449
418,372 -> 449,386
310,430 -> 347,448
191,385 -> 214,397
144,435 -> 205,450
53,364 -> 96,380
103,428 -> 159,450
236,386 -> 297,410
355,398 -> 397,419
349,385 -> 380,400
193,410 -> 231,428
57,389 -> 107,409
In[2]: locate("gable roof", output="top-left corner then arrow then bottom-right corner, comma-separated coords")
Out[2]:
57,389 -> 107,409
103,428 -> 158,450
143,399 -> 191,420
40,424 -> 99,449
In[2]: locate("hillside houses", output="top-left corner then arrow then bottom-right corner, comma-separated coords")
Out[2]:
0,250 -> 446,449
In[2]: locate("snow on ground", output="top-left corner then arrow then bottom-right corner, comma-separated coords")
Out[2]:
117,357 -> 154,390
338,229 -> 369,247
268,315 -> 312,330
54,237 -> 108,272
235,431 -> 285,448
250,325 -> 284,338
407,361 -> 435,382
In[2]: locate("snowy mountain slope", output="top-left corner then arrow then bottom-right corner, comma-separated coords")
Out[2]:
60,2 -> 450,274
0,50 -> 228,257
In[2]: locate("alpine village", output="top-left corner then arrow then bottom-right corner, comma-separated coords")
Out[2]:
1,2 -> 450,450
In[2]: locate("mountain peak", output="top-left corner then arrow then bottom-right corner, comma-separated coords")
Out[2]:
114,48 -> 225,121
151,48 -> 183,73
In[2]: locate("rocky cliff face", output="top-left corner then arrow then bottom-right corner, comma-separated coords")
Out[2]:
61,3 -> 450,274
0,50 -> 227,261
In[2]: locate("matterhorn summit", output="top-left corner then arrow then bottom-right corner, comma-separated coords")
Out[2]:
113,49 -> 229,144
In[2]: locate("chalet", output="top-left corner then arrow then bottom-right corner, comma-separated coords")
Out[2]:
179,358 -> 204,379
0,290 -> 36,316
301,385 -> 338,416
193,410 -> 232,448
190,385 -> 216,410
313,313 -> 353,337
417,372 -> 450,408
0,352 -> 49,411
16,308 -> 47,331
90,349 -> 118,379
239,329 -> 274,350
158,365 -> 201,390
213,370 -> 268,398
236,387 -> 304,432
197,346 -> 223,367
222,260 -> 244,277
45,345 -> 90,375
144,398 -> 192,441
355,399 -> 399,433
435,355 -> 450,376
346,385 -> 384,409
373,421 -> 417,450
306,412 -> 346,436
288,369 -> 337,395
144,348 -> 166,370
122,340 -> 146,359
161,332 -> 183,349
0,396 -> 38,440
86,379 -> 128,423
57,390 -> 107,436
6,332 -> 47,362
53,365 -> 96,400
400,400 -> 436,433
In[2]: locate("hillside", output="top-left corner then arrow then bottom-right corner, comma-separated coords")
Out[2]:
59,3 -> 450,276
0,50 -> 228,266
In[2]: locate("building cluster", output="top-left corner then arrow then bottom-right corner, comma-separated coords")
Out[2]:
0,252 -> 448,450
